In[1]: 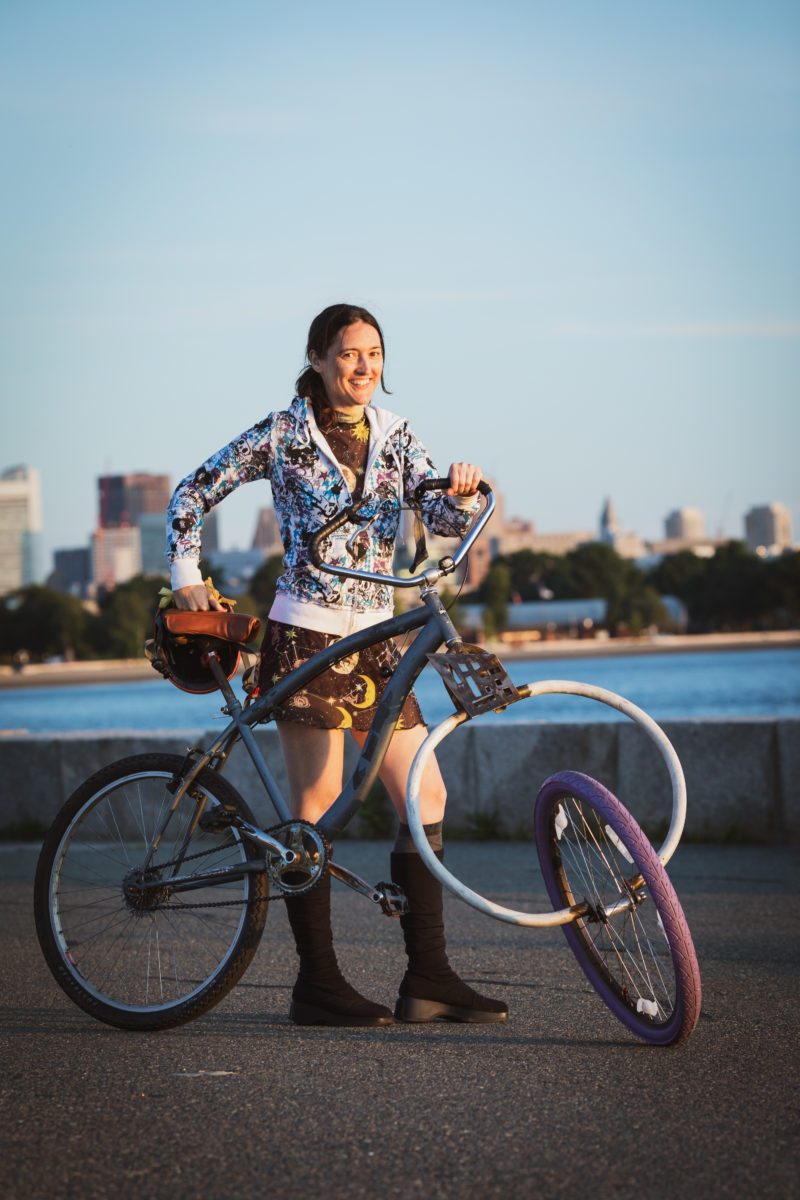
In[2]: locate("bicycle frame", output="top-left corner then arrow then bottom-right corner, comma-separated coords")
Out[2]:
156,482 -> 497,857
155,589 -> 458,852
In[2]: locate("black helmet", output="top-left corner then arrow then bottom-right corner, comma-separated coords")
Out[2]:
145,609 -> 257,695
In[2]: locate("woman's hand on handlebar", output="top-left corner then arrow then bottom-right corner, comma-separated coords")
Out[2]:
173,584 -> 224,612
447,462 -> 482,497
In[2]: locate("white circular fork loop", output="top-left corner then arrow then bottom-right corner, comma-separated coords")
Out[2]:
405,680 -> 687,929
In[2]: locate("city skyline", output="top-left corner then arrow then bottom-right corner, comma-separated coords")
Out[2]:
2,2 -> 798,565
3,453 -> 792,599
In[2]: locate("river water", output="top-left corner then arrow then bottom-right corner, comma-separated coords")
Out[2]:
1,647 -> 798,733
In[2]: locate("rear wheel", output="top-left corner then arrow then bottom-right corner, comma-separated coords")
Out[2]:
34,753 -> 269,1031
534,771 -> 701,1046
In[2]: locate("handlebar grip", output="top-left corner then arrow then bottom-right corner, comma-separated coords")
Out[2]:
413,477 -> 492,503
308,498 -> 372,567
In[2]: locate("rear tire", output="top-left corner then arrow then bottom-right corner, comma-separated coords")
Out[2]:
534,771 -> 701,1046
34,753 -> 269,1031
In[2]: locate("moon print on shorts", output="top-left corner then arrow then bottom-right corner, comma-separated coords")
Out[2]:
257,620 -> 424,731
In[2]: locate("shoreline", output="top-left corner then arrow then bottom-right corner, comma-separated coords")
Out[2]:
1,629 -> 797,689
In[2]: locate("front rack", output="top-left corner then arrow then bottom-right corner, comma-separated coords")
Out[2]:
427,643 -> 522,717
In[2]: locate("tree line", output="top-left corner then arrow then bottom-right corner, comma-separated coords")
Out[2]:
0,557 -> 282,665
1,542 -> 798,665
468,541 -> 800,637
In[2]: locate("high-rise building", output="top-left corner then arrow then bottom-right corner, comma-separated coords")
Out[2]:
252,507 -> 282,555
91,526 -> 142,590
0,466 -> 43,595
94,473 -> 172,587
51,548 -> 92,597
665,508 -> 706,540
202,509 -> 219,553
98,474 -> 171,529
744,503 -> 792,554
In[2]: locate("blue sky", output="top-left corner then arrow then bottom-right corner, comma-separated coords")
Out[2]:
2,0 -> 798,568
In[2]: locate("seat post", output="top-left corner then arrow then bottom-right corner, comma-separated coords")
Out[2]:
205,648 -> 243,711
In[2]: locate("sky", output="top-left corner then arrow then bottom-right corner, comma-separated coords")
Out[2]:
2,0 -> 799,570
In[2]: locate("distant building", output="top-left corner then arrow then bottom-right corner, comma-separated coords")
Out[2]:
0,466 -> 43,595
94,472 -> 173,586
744,504 -> 792,555
252,507 -> 283,555
665,507 -> 706,540
203,509 -> 219,553
598,497 -> 647,558
98,473 -> 171,529
459,599 -> 608,645
205,548 -> 267,594
51,548 -> 92,597
138,514 -> 169,577
91,527 -> 142,590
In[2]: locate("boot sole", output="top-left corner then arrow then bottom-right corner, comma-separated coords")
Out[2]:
289,1000 -> 394,1028
395,996 -> 508,1023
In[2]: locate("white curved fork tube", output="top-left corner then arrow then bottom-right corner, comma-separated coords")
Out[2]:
519,680 -> 687,866
405,681 -> 687,928
405,713 -> 579,928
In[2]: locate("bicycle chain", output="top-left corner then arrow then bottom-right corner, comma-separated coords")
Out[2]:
144,817 -> 329,911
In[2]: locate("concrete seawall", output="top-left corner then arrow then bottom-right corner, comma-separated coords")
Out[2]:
1,717 -> 797,842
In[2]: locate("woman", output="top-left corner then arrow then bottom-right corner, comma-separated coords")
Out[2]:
167,303 -> 507,1027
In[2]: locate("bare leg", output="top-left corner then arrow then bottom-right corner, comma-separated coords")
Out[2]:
276,723 -> 345,823
278,721 -> 446,827
351,725 -> 447,825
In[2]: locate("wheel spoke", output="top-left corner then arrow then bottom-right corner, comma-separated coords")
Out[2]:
535,772 -> 700,1045
36,755 -> 269,1028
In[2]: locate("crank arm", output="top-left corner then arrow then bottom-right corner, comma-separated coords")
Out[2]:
328,861 -> 408,916
328,860 -> 383,902
235,820 -> 298,863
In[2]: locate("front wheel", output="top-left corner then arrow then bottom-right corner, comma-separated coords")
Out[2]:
34,753 -> 269,1031
534,771 -> 701,1046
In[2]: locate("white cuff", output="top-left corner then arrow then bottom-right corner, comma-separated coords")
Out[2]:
451,493 -> 480,510
170,558 -> 205,590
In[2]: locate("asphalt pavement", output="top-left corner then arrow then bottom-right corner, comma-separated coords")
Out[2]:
2,840 -> 798,1200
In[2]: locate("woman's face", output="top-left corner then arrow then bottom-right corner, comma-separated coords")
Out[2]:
310,321 -> 384,413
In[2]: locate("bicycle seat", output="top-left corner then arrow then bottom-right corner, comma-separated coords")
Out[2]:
161,610 -> 261,644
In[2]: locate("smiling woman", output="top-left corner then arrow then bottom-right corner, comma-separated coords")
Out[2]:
163,302 -> 505,1029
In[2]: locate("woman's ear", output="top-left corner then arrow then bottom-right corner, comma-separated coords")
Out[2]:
309,351 -> 322,373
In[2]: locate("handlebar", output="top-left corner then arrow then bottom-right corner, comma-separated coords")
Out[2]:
308,478 -> 495,588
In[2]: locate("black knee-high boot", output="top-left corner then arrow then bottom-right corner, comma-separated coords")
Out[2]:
391,849 -> 508,1023
285,871 -> 393,1027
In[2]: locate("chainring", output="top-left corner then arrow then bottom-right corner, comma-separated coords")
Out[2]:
266,819 -> 330,895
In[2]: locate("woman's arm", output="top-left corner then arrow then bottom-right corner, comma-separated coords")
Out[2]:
166,417 -> 273,597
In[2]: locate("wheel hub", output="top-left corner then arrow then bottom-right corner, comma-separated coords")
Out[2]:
122,867 -> 171,913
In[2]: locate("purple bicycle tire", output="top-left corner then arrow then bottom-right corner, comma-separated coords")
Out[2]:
534,770 -> 701,1046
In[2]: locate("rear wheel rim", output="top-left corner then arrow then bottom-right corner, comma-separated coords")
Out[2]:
48,768 -> 256,1016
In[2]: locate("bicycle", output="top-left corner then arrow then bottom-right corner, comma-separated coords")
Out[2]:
34,481 -> 702,1046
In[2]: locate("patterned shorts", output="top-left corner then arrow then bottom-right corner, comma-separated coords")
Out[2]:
256,620 -> 425,732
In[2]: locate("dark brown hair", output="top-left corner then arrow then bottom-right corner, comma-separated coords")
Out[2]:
295,303 -> 390,408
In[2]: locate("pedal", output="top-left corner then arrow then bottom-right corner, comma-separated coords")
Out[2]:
198,805 -> 240,834
375,882 -> 408,917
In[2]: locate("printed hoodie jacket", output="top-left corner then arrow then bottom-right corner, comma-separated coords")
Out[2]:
167,396 -> 478,636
